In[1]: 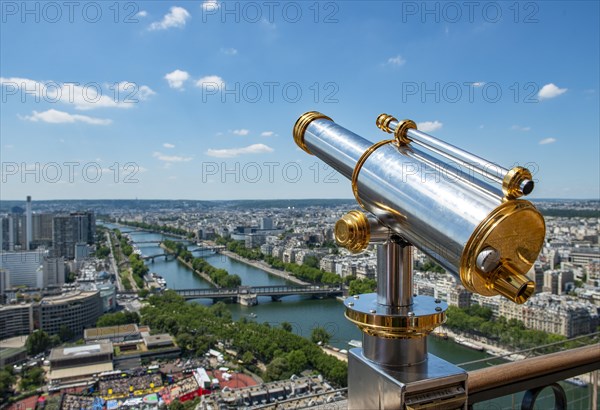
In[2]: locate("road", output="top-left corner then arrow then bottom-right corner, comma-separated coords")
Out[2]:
105,231 -> 123,291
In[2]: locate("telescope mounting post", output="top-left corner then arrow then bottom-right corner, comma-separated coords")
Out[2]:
341,220 -> 467,409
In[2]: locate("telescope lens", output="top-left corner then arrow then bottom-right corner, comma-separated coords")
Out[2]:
520,179 -> 534,195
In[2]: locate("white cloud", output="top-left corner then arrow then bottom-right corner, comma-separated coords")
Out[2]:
136,10 -> 148,18
195,75 -> 225,90
206,143 -> 274,158
417,120 -> 443,133
152,152 -> 192,162
164,69 -> 190,89
539,138 -> 557,145
0,77 -> 154,110
202,0 -> 220,11
21,109 -> 112,125
261,131 -> 277,137
538,83 -> 567,100
511,125 -> 531,132
386,55 -> 406,67
220,47 -> 238,55
149,6 -> 190,31
232,129 -> 249,136
163,143 -> 175,149
471,82 -> 485,87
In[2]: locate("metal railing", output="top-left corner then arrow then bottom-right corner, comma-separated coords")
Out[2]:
466,344 -> 599,409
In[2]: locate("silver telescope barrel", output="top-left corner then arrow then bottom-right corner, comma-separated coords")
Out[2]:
293,112 -> 546,304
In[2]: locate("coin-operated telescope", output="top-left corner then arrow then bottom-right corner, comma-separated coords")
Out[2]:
293,112 -> 546,410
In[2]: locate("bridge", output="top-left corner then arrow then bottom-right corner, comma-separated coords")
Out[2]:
119,228 -> 154,234
134,239 -> 189,244
118,285 -> 343,305
139,246 -> 226,262
141,253 -> 178,262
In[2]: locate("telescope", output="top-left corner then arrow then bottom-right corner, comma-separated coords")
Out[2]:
293,112 -> 546,409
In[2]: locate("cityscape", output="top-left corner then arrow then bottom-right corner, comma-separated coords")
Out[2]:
1,1 -> 599,409
0,197 -> 598,409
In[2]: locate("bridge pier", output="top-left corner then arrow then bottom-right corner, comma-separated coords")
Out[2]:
238,294 -> 258,306
271,296 -> 282,302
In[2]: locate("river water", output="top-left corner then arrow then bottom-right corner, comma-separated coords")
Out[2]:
107,225 -> 595,409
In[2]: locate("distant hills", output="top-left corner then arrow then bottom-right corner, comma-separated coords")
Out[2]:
0,198 -> 597,217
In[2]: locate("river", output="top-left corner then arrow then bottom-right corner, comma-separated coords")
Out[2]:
105,224 -> 595,409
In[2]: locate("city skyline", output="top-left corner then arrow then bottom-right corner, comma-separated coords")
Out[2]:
1,1 -> 599,200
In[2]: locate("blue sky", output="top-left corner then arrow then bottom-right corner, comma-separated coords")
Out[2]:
1,1 -> 598,200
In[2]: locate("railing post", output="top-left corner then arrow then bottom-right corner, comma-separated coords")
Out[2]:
592,370 -> 598,410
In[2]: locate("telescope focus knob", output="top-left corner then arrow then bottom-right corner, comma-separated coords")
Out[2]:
335,211 -> 371,254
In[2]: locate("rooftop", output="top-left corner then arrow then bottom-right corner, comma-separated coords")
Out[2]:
49,342 -> 113,361
84,324 -> 139,340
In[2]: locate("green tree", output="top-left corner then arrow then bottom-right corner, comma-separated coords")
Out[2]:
303,256 -> 319,269
281,322 -> 293,332
286,350 -> 308,375
96,311 -> 140,327
19,367 -> 45,391
311,327 -> 331,345
25,330 -> 52,355
169,400 -> 185,410
266,356 -> 289,381
348,278 -> 376,295
209,302 -> 232,320
242,351 -> 255,364
0,366 -> 15,404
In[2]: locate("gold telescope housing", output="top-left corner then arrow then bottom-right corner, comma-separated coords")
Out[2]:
335,211 -> 370,253
294,111 -> 546,305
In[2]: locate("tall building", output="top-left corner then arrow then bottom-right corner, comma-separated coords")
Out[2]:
0,214 -> 26,251
26,196 -> 32,250
260,217 -> 273,230
0,250 -> 47,288
0,269 -> 10,298
52,212 -> 96,259
43,257 -> 65,287
31,213 -> 54,248
0,217 -> 7,251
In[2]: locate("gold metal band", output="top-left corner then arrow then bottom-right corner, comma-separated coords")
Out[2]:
375,113 -> 417,145
345,307 -> 446,339
502,166 -> 533,200
351,139 -> 396,209
375,113 -> 397,133
394,119 -> 417,145
292,111 -> 332,155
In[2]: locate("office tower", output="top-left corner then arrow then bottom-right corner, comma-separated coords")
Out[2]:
26,196 -> 32,250
52,212 -> 96,259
